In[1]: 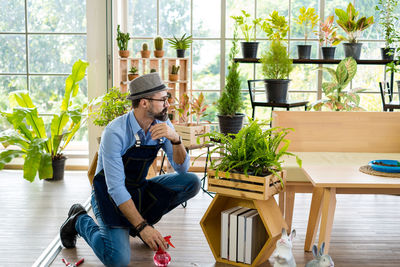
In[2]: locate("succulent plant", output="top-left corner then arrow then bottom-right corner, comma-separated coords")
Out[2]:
154,36 -> 164,51
129,66 -> 138,74
116,25 -> 130,50
171,65 -> 180,74
142,42 -> 149,51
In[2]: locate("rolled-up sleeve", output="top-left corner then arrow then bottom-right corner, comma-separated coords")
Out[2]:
101,128 -> 131,206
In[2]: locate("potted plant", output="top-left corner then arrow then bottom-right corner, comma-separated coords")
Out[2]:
154,36 -> 164,58
150,68 -> 157,73
319,15 -> 342,59
335,3 -> 374,59
201,119 -> 302,198
231,10 -> 262,58
128,66 -> 139,81
140,42 -> 150,58
375,0 -> 399,60
217,21 -> 245,135
0,60 -> 89,182
167,33 -> 192,58
310,57 -> 365,111
260,40 -> 294,103
260,11 -> 289,42
294,7 -> 319,59
169,65 -> 180,81
116,25 -> 130,58
173,93 -> 210,147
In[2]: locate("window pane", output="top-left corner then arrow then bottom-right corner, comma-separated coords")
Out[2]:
30,76 -> 87,113
160,0 -> 190,36
360,93 -> 382,111
352,65 -> 385,92
29,35 -> 86,73
128,0 -> 157,37
0,75 -> 27,110
290,1 -> 319,39
0,35 -> 26,73
355,0 -> 379,40
193,40 -> 220,91
27,0 -> 86,32
0,0 -> 25,32
193,0 -> 220,37
290,64 -> 319,92
226,0 -> 254,39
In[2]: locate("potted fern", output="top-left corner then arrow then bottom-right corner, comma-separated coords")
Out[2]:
319,15 -> 341,59
167,33 -> 192,58
294,7 -> 319,59
116,25 -> 130,58
202,119 -> 302,199
169,65 -> 180,81
128,66 -> 139,81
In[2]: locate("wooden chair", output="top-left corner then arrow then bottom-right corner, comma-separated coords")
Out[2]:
379,81 -> 400,111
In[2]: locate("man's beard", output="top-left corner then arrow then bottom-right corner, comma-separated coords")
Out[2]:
149,107 -> 168,121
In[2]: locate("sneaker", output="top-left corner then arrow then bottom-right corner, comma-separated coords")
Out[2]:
60,204 -> 87,248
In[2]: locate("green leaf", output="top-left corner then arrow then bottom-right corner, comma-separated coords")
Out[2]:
0,129 -> 29,150
0,150 -> 26,170
1,109 -> 34,141
61,59 -> 89,111
9,91 -> 35,108
38,153 -> 53,180
23,138 -> 47,182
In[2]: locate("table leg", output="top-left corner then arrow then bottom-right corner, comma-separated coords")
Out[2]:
318,187 -> 336,253
304,187 -> 324,251
284,189 -> 295,233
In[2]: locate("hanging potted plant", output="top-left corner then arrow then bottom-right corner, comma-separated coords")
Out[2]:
375,0 -> 399,60
128,66 -> 139,81
140,42 -> 150,58
217,21 -> 245,135
231,10 -> 262,59
154,36 -> 164,58
309,57 -> 365,111
116,25 -> 131,58
173,93 -> 210,147
0,60 -> 89,182
260,40 -> 294,103
319,15 -> 342,59
294,7 -> 319,59
335,3 -> 374,60
167,33 -> 192,58
168,65 -> 180,81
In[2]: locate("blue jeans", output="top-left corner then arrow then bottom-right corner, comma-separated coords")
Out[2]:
75,172 -> 200,267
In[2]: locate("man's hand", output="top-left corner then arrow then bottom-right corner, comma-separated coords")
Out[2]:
139,225 -> 167,251
149,123 -> 179,143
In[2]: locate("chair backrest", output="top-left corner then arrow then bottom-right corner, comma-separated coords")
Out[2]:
379,81 -> 392,110
247,79 -> 265,106
272,111 -> 400,153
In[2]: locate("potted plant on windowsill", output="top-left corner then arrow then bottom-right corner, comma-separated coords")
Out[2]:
128,66 -> 139,81
154,36 -> 164,58
217,21 -> 245,135
319,15 -> 342,59
294,7 -> 319,59
0,59 -> 89,182
173,93 -> 210,147
167,33 -> 192,58
309,57 -> 365,111
231,10 -> 262,59
201,119 -> 302,199
169,65 -> 180,81
335,3 -> 374,60
140,42 -> 150,58
375,0 -> 399,60
117,25 -> 130,58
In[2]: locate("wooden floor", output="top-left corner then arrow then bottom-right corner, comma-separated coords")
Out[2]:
1,170 -> 400,266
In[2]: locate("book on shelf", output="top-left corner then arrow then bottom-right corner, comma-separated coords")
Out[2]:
244,212 -> 267,264
229,207 -> 252,262
237,209 -> 258,263
220,206 -> 242,259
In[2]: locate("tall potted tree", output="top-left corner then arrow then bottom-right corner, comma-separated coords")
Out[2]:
217,21 -> 245,135
116,25 -> 130,58
375,0 -> 399,60
319,15 -> 341,59
294,7 -> 319,59
231,10 -> 262,59
335,3 -> 374,59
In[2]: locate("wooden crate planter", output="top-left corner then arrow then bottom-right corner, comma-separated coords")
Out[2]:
174,123 -> 210,147
207,169 -> 286,200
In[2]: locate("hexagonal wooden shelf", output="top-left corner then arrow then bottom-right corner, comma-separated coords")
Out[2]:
200,194 -> 287,266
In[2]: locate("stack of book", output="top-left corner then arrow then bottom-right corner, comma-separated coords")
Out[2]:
220,206 -> 267,264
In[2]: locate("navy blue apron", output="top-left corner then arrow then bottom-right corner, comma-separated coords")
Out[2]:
92,133 -> 176,232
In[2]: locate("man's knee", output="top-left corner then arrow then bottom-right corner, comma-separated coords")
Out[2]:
103,248 -> 130,267
185,172 -> 201,196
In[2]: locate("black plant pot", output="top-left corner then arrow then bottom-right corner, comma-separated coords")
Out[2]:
343,43 -> 362,60
241,42 -> 259,58
381,48 -> 395,60
321,47 -> 336,60
218,113 -> 245,135
176,49 -> 186,58
297,45 -> 312,59
46,156 -> 67,181
264,79 -> 290,103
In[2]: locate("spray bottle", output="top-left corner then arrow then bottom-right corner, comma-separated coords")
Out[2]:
153,235 -> 175,266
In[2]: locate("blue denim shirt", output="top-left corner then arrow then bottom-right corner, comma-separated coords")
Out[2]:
95,110 -> 190,206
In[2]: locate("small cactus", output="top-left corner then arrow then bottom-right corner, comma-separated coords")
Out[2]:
154,36 -> 164,51
150,68 -> 157,73
142,42 -> 149,51
171,65 -> 180,74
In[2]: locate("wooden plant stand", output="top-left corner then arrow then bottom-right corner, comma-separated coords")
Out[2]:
174,123 -> 210,147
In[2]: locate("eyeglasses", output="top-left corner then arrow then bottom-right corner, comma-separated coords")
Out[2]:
143,96 -> 170,105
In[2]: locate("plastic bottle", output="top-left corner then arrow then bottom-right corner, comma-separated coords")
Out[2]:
153,235 -> 175,266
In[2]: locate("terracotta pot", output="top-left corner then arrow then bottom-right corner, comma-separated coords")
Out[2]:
154,50 -> 164,58
119,50 -> 130,58
169,74 -> 178,81
128,74 -> 139,81
141,50 -> 150,58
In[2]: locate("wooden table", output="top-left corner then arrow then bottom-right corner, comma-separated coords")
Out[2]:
302,154 -> 400,253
